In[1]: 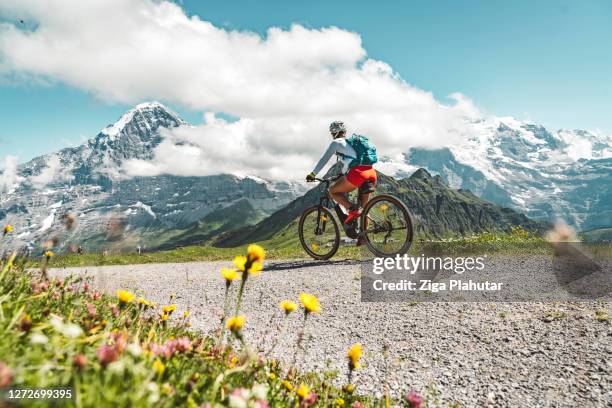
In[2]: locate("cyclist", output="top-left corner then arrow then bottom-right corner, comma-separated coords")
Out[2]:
306,121 -> 377,225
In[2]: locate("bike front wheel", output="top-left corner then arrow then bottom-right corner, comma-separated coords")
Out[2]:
298,206 -> 340,260
361,194 -> 414,257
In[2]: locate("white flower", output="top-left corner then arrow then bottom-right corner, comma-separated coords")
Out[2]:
61,323 -> 83,339
107,360 -> 125,374
251,383 -> 268,400
146,382 -> 160,404
30,333 -> 49,345
127,343 -> 142,357
228,388 -> 250,408
49,315 -> 63,331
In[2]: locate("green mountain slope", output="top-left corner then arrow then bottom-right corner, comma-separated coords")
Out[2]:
214,168 -> 549,247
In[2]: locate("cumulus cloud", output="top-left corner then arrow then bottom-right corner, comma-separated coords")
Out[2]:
30,155 -> 74,188
0,155 -> 23,193
0,0 -> 482,179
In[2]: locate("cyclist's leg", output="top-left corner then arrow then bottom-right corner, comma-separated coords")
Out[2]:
329,177 -> 357,209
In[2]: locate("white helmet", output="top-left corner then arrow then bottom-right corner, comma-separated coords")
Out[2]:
329,121 -> 346,138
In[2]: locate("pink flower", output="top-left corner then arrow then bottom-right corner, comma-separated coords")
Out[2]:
351,402 -> 364,408
0,362 -> 13,388
96,344 -> 119,367
406,391 -> 423,408
73,354 -> 88,370
91,291 -> 101,300
86,303 -> 97,319
82,282 -> 90,293
110,331 -> 127,353
254,400 -> 270,408
111,304 -> 119,318
175,337 -> 192,353
299,392 -> 318,408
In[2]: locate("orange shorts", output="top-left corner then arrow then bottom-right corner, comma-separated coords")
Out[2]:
346,165 -> 377,187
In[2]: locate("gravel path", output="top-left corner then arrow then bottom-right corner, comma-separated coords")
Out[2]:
50,257 -> 611,407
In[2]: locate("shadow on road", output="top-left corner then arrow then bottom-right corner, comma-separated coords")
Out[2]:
266,258 -> 363,272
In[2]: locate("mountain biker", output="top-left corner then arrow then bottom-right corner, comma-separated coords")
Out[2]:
306,121 -> 377,225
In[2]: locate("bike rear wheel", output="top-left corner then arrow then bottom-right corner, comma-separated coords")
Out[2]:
298,206 -> 340,260
361,194 -> 414,257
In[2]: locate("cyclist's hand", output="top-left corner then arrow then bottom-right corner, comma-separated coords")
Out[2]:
306,172 -> 316,182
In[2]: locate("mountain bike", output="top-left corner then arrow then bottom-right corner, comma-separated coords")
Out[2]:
298,175 -> 414,259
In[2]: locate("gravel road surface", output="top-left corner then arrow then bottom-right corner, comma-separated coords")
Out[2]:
50,256 -> 611,407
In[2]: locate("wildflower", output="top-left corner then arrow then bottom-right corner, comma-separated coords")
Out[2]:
301,392 -> 318,408
279,300 -> 298,314
226,315 -> 246,333
86,303 -> 97,319
335,398 -> 345,407
162,304 -> 176,315
296,384 -> 310,399
152,358 -> 165,375
229,388 -> 250,408
183,311 -> 190,319
44,251 -> 54,260
347,343 -> 362,370
96,344 -> 119,367
3,225 -> 13,236
222,268 -> 239,283
233,255 -> 263,275
73,354 -> 88,371
19,314 -> 32,332
127,343 -> 142,357
111,304 -> 119,318
160,313 -> 169,322
247,244 -> 265,262
30,333 -> 49,345
137,297 -> 153,308
91,290 -> 101,300
406,391 -> 423,408
281,380 -> 293,391
117,289 -> 135,304
299,293 -> 321,314
268,372 -> 276,380
0,362 -> 13,388
62,323 -> 83,339
252,383 -> 268,400
351,402 -> 364,408
379,204 -> 389,212
82,282 -> 90,293
343,384 -> 355,394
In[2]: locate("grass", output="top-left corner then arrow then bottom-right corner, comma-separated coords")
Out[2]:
42,227 -> 555,268
0,245 -> 391,407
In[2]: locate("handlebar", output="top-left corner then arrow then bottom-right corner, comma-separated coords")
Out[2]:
309,175 -> 342,184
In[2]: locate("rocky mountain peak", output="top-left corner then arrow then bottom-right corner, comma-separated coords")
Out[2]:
99,101 -> 185,140
409,168 -> 433,181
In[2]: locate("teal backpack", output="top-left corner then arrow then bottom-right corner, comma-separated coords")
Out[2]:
345,134 -> 378,168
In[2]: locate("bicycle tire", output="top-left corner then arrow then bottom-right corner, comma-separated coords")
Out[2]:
298,206 -> 340,260
361,194 -> 414,257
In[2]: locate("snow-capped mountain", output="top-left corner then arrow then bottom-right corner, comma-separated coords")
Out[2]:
0,102 -> 306,252
403,117 -> 611,231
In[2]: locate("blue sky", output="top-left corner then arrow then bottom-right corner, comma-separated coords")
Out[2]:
1,0 -> 611,163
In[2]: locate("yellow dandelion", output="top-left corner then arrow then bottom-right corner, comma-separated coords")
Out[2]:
311,243 -> 319,251
279,300 -> 298,314
160,313 -> 169,322
221,268 -> 239,282
183,311 -> 190,318
233,255 -> 247,271
281,380 -> 293,391
137,297 -> 153,308
299,292 -> 321,314
379,204 -> 389,212
225,315 -> 246,332
296,383 -> 310,399
347,343 -> 362,370
3,225 -> 13,235
116,290 -> 135,304
268,372 -> 277,380
247,244 -> 265,262
248,261 -> 263,275
152,358 -> 165,375
335,398 -> 345,407
44,251 -> 54,259
343,384 -> 355,394
162,304 -> 176,315
320,215 -> 327,221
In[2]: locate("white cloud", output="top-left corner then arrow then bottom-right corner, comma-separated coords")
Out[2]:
30,155 -> 74,188
0,0 -> 482,179
0,155 -> 23,193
